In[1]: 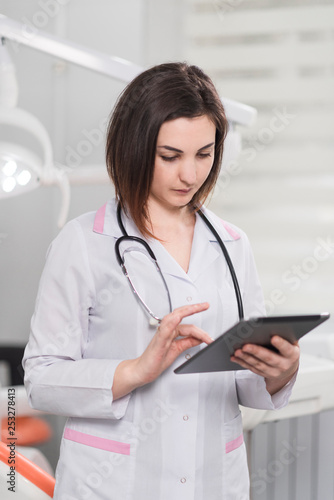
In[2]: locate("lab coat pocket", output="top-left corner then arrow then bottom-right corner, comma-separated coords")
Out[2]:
54,419 -> 134,500
224,411 -> 244,454
222,412 -> 250,499
63,427 -> 131,455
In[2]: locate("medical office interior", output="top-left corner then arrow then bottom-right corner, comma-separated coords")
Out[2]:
0,0 -> 333,498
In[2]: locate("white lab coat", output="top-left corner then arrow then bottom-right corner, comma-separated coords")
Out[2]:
23,199 -> 295,500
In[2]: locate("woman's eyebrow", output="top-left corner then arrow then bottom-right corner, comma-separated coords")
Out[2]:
157,142 -> 215,153
157,145 -> 183,153
198,142 -> 215,151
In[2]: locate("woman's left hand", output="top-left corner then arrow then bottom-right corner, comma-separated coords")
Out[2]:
231,336 -> 300,395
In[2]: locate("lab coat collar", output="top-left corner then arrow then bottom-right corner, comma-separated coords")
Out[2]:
92,199 -> 143,239
197,205 -> 241,243
93,200 -> 240,241
92,200 -> 240,281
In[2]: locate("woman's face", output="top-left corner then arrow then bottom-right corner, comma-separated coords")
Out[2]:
149,115 -> 216,211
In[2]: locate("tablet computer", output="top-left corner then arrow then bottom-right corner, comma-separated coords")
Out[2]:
174,313 -> 330,374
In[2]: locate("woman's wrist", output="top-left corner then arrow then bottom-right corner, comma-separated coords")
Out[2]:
112,358 -> 144,401
265,365 -> 299,396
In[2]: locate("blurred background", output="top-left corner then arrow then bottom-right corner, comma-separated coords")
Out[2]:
0,1 -> 333,499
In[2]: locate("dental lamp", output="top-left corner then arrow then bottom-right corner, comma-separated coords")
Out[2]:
0,14 -> 256,227
0,14 -> 143,227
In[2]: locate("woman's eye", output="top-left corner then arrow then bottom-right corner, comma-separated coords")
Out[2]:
159,153 -> 212,162
198,152 -> 212,159
161,156 -> 178,162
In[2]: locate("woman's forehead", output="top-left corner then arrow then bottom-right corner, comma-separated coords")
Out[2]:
157,116 -> 216,149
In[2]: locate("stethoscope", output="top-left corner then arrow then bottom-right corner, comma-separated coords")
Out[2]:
115,203 -> 244,326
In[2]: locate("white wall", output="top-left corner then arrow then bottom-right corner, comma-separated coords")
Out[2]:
184,0 -> 334,332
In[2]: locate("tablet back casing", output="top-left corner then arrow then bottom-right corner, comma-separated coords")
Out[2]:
174,313 -> 330,374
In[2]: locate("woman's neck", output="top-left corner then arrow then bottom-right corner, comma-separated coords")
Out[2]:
146,198 -> 196,272
146,199 -> 195,239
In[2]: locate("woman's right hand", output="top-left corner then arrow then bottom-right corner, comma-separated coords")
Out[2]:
112,302 -> 212,400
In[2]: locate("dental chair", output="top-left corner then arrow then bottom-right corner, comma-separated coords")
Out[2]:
0,441 -> 55,499
0,346 -> 55,499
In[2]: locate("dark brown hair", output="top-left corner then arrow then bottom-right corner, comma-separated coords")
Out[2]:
106,62 -> 228,237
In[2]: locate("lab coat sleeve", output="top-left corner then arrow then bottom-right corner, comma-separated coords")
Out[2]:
235,231 -> 297,410
23,220 -> 131,419
236,369 -> 297,410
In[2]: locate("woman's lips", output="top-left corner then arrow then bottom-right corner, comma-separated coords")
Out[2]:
173,188 -> 192,194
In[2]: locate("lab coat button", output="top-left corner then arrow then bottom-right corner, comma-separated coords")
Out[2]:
180,477 -> 186,484
183,415 -> 189,421
186,296 -> 192,302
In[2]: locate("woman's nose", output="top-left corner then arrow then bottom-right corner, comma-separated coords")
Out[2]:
179,159 -> 196,185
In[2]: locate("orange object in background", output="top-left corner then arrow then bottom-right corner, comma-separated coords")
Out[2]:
0,441 -> 55,498
1,416 -> 53,446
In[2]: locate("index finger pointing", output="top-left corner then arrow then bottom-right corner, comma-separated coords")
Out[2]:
163,302 -> 210,328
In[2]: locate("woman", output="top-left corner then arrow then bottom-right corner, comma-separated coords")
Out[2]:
23,62 -> 299,499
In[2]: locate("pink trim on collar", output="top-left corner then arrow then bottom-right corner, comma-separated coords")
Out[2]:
221,220 -> 241,241
93,203 -> 107,234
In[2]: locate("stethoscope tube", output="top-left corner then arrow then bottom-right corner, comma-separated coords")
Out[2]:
115,203 -> 244,322
116,205 -> 172,325
196,209 -> 244,320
